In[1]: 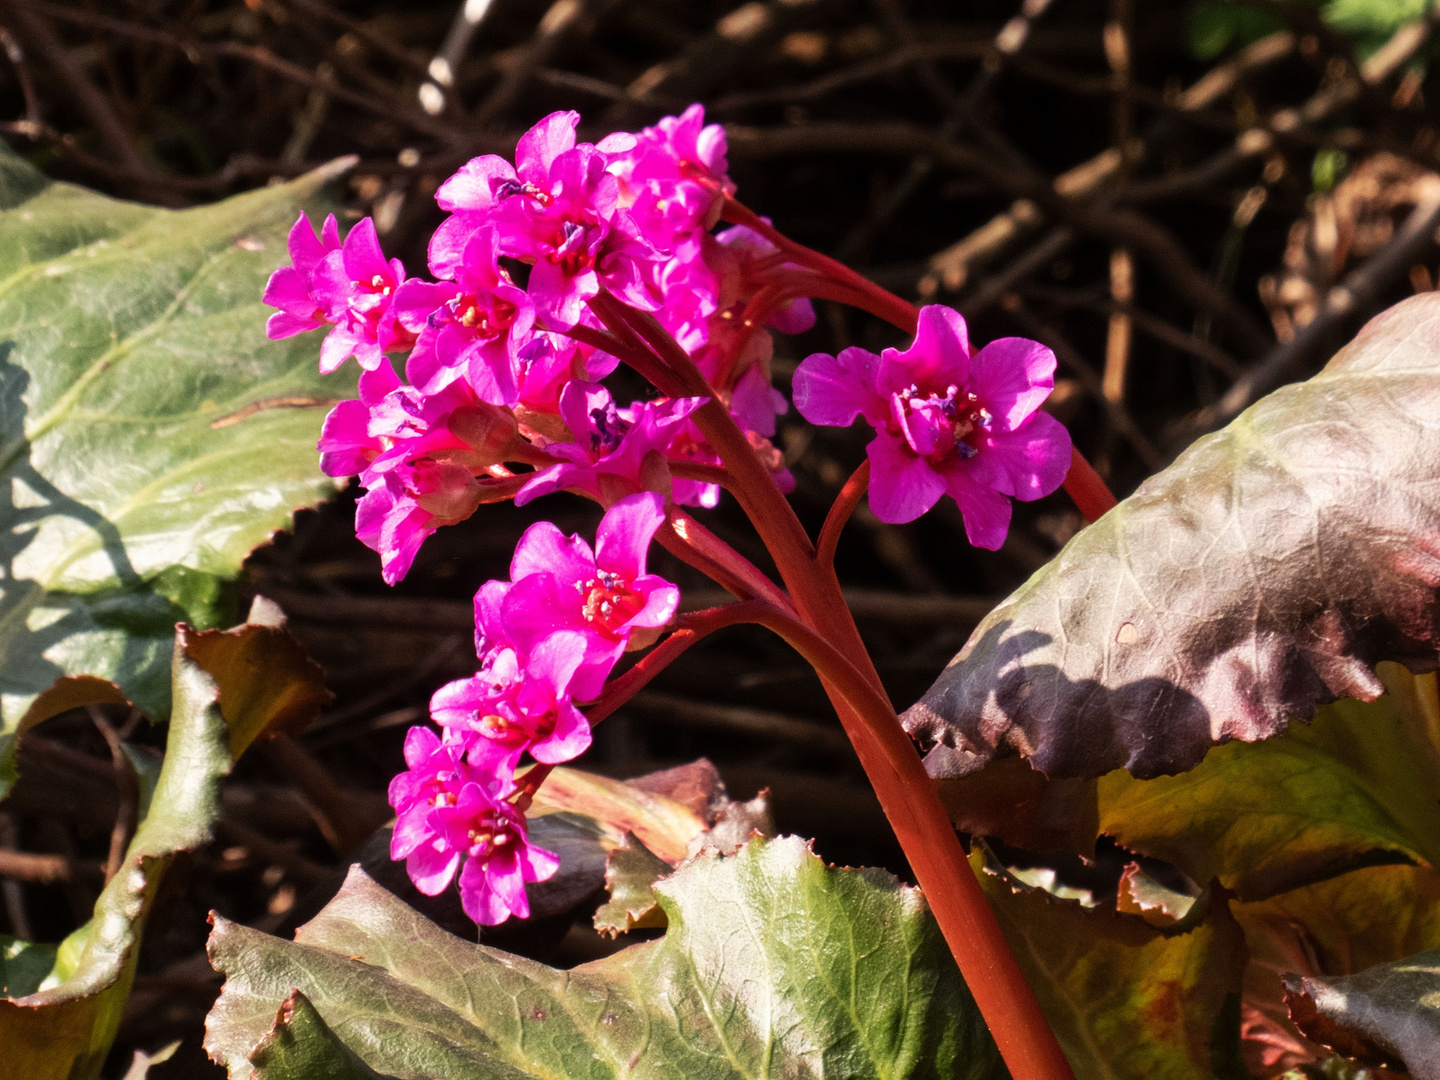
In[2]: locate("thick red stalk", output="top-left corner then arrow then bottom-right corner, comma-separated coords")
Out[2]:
588,291 -> 1077,1080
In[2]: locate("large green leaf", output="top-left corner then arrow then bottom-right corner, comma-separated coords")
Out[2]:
205,837 -> 1005,1080
0,144 -> 353,736
1284,948 -> 1440,1077
971,850 -> 1248,1080
905,293 -> 1440,782
0,613 -> 329,1080
1097,667 -> 1440,900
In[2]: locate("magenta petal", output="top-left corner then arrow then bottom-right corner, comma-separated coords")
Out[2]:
526,630 -> 588,696
401,724 -> 442,770
436,156 -> 515,211
511,521 -> 595,581
500,574 -> 575,656
266,310 -> 322,340
460,852 -> 525,924
945,470 -> 1013,550
521,842 -> 560,882
965,411 -> 1072,500
517,111 -> 579,179
531,700 -> 592,764
968,337 -> 1057,432
625,578 -> 680,630
286,212 -> 329,274
430,676 -> 483,728
865,433 -> 946,524
263,266 -> 318,315
793,347 -> 884,427
391,806 -> 434,860
407,840 -> 461,895
594,492 -> 666,580
341,217 -> 389,283
878,305 -> 971,396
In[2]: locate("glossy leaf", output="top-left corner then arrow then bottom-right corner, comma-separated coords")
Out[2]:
907,294 -> 1440,781
249,991 -> 396,1080
972,848 -> 1248,1080
0,144 -> 353,741
1097,668 -> 1440,900
1284,949 -> 1440,1078
206,837 -> 1005,1080
0,616 -> 329,1080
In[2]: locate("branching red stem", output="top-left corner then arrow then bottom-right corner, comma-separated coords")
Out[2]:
587,288 -> 1078,1080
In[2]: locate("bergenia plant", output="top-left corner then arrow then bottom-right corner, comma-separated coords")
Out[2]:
264,105 -> 1119,1080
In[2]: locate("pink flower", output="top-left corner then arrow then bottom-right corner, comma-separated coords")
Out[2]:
793,305 -> 1071,546
431,779 -> 559,925
308,217 -> 417,372
262,212 -> 340,339
356,462 -> 486,585
387,726 -> 558,925
431,631 -> 594,770
513,331 -> 618,416
393,226 -> 535,402
487,493 -> 679,698
430,111 -> 663,330
611,104 -> 735,241
516,381 -> 704,505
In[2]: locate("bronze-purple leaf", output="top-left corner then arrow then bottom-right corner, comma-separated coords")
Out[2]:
904,293 -> 1440,781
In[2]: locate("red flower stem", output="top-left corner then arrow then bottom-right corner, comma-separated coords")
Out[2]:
816,460 -> 869,569
722,197 -> 922,333
1061,444 -> 1118,523
667,461 -> 735,490
659,510 -> 796,614
591,292 -> 1077,1080
511,602 -> 771,813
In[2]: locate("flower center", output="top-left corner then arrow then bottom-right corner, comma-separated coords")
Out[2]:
548,220 -> 596,274
577,569 -> 645,637
493,178 -> 553,206
587,404 -> 629,456
450,295 -> 516,336
466,810 -> 517,855
892,384 -> 991,462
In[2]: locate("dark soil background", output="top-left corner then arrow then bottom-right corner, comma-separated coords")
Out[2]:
3,0 -> 1438,1074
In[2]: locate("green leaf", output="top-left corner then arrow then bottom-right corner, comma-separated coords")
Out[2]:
0,143 -> 354,740
1097,667 -> 1440,900
971,849 -> 1249,1080
249,991 -> 396,1080
0,936 -> 58,998
1283,948 -> 1440,1077
0,614 -> 329,1080
592,834 -> 672,936
905,294 -> 1440,783
206,837 -> 1005,1080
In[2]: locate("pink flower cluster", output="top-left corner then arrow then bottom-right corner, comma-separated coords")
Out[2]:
264,103 -> 1070,926
267,105 -> 808,585
389,493 -> 678,925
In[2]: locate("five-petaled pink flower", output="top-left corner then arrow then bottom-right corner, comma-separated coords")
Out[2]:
482,492 -> 680,699
387,727 -> 558,925
430,630 -> 594,772
793,304 -> 1071,547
